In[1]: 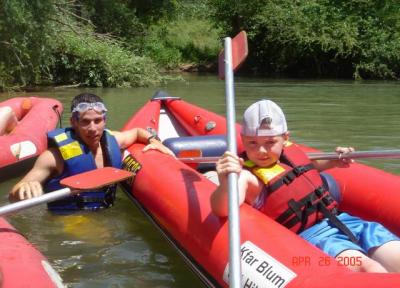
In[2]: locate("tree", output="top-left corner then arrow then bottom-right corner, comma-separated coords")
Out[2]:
209,0 -> 400,79
0,0 -> 56,88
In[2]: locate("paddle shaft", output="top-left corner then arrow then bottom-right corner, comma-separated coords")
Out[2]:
308,150 -> 400,160
0,188 -> 74,216
224,37 -> 242,288
178,150 -> 400,163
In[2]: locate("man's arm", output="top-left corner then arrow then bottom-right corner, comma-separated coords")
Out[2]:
112,128 -> 151,149
9,148 -> 63,202
112,128 -> 174,156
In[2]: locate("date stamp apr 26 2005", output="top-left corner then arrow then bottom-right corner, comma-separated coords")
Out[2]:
291,255 -> 362,267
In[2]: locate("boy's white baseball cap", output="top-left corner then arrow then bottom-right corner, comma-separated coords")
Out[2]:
241,99 -> 288,136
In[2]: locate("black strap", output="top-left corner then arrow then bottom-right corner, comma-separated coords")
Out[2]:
317,203 -> 359,244
268,163 -> 315,194
281,199 -> 320,232
52,105 -> 62,128
275,188 -> 322,225
275,189 -> 359,243
53,186 -> 116,209
102,186 -> 116,207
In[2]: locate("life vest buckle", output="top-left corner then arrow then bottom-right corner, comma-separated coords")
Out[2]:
283,172 -> 296,184
314,186 -> 325,197
314,187 -> 339,216
293,165 -> 307,176
76,195 -> 85,209
103,186 -> 116,208
287,199 -> 303,222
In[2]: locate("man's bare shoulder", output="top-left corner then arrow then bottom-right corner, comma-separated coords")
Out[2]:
35,148 -> 63,175
106,130 -> 124,146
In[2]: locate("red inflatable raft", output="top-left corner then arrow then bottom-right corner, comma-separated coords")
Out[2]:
0,97 -> 63,179
121,91 -> 400,288
0,217 -> 64,287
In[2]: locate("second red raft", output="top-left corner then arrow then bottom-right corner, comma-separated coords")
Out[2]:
0,96 -> 63,180
121,92 -> 400,288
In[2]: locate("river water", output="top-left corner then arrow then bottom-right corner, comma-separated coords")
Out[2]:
0,75 -> 399,287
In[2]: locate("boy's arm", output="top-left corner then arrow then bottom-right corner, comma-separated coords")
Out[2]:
210,151 -> 252,217
210,171 -> 249,217
312,146 -> 355,171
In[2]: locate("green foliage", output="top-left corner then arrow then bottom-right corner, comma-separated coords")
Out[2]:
52,30 -> 162,87
165,19 -> 221,63
79,0 -> 145,43
0,63 -> 11,90
143,19 -> 221,68
209,0 -> 400,79
0,0 -> 166,90
143,25 -> 182,68
128,0 -> 180,22
0,0 -> 56,89
0,0 -> 218,91
78,0 -> 220,69
4,0 -> 398,88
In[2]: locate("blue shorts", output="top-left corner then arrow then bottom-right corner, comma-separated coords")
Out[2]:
299,213 -> 400,257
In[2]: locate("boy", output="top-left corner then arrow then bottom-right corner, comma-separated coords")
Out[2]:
211,99 -> 400,272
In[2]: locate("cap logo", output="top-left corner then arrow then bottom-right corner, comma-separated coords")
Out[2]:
241,99 -> 288,137
259,117 -> 272,130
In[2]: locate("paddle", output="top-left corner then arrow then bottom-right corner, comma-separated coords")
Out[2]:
219,31 -> 248,288
0,167 -> 133,216
177,149 -> 400,163
218,31 -> 248,80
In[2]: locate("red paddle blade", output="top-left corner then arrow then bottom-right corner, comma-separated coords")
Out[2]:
60,167 -> 133,190
218,31 -> 248,80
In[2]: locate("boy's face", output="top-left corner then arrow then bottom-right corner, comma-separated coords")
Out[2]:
242,133 -> 289,167
71,110 -> 106,149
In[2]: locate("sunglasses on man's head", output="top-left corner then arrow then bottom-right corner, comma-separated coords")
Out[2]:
72,102 -> 108,114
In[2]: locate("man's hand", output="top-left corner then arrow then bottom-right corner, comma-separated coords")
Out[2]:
142,141 -> 175,157
9,181 -> 44,202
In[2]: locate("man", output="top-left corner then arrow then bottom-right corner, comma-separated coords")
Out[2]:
9,93 -> 173,211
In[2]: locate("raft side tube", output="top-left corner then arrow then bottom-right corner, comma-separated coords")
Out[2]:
163,135 -> 227,172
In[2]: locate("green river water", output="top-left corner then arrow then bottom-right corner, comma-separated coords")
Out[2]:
0,74 -> 399,287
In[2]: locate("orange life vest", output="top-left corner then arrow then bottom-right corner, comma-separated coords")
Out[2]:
244,142 -> 343,234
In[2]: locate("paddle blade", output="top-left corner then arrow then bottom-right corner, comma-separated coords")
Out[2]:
218,31 -> 248,80
60,167 -> 133,190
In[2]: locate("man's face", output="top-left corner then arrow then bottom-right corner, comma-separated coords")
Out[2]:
242,133 -> 288,167
71,110 -> 105,148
